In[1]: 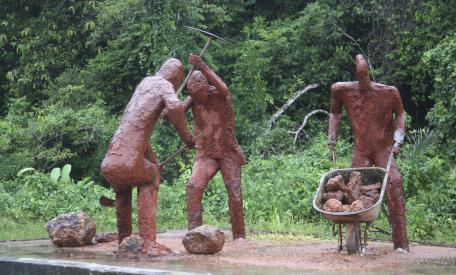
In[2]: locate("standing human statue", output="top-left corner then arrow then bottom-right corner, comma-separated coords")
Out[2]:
101,58 -> 194,256
184,53 -> 247,242
328,54 -> 409,252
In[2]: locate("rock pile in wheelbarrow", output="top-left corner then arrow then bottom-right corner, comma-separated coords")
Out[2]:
322,172 -> 381,212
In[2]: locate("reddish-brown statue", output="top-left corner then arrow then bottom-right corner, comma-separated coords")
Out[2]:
184,53 -> 247,241
328,54 -> 409,251
101,58 -> 194,256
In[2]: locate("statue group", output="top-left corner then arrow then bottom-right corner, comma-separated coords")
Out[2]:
101,53 -> 409,256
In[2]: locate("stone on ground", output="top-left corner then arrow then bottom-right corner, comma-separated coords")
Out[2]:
182,225 -> 225,254
95,232 -> 118,243
117,234 -> 144,256
45,212 -> 96,247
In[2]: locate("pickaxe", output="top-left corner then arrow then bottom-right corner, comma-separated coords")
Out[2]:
175,26 -> 231,96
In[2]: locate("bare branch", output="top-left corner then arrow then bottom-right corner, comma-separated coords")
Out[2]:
331,22 -> 376,82
289,109 -> 329,145
266,83 -> 320,131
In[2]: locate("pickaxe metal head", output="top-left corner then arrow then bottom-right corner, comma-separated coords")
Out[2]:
184,25 -> 232,45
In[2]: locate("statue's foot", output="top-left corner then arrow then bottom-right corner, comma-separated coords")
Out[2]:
142,240 -> 172,257
394,247 -> 409,253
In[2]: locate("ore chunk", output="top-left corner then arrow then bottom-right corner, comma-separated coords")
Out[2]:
323,190 -> 344,203
350,200 -> 364,211
323,198 -> 344,212
325,175 -> 346,192
346,172 -> 362,203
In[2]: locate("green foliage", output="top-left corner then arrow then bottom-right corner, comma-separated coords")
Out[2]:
0,164 -> 115,223
0,0 -> 456,244
398,128 -> 456,241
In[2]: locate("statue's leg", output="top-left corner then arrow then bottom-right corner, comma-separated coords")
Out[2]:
115,186 -> 132,244
186,156 -> 219,230
137,159 -> 160,243
220,158 -> 246,240
374,151 -> 409,251
351,149 -> 373,167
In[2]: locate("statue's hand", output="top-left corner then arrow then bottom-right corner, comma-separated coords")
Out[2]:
185,135 -> 196,148
392,144 -> 400,156
188,53 -> 204,67
328,142 -> 336,162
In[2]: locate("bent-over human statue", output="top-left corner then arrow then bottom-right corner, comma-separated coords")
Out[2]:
101,58 -> 194,256
184,53 -> 247,241
328,54 -> 409,251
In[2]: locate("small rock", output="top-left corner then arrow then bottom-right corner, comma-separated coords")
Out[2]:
322,190 -> 344,203
45,212 -> 96,247
95,232 -> 118,243
346,172 -> 363,203
182,225 -> 225,254
360,195 -> 376,209
323,198 -> 344,212
325,175 -> 345,192
118,234 -> 144,254
350,200 -> 364,211
361,182 -> 382,193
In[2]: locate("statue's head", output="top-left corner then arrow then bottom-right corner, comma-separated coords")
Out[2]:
187,70 -> 209,103
355,54 -> 370,91
157,58 -> 184,90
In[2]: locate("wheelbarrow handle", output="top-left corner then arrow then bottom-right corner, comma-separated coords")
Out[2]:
330,146 -> 337,170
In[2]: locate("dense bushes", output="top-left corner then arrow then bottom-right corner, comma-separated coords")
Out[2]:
2,134 -> 454,242
1,1 -> 455,243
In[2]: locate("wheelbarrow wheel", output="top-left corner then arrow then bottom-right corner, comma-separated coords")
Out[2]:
346,223 -> 361,255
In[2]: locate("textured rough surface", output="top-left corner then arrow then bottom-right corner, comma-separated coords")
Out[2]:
182,225 -> 225,254
325,175 -> 345,192
45,212 -> 96,247
95,233 -> 118,243
350,200 -> 364,211
323,198 -> 344,212
184,54 -> 246,240
100,58 -> 193,253
346,171 -> 362,203
322,190 -> 344,203
328,54 -> 409,251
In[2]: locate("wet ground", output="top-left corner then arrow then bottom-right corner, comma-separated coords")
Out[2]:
1,230 -> 455,274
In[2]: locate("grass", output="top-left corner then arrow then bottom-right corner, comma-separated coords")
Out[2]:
0,217 -> 48,240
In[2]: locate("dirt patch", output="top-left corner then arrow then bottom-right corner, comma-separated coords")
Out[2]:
69,231 -> 456,273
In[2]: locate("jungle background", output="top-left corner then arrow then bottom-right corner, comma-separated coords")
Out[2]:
0,0 -> 455,243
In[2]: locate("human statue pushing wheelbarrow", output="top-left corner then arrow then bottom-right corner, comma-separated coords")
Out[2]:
314,54 -> 409,255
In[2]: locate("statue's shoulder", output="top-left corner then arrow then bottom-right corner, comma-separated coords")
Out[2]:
137,75 -> 173,94
331,81 -> 355,94
372,82 -> 399,95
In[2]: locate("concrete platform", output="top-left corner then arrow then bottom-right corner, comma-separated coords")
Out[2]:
1,230 -> 456,274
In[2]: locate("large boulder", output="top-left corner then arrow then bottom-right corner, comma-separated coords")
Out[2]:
45,212 -> 96,247
182,225 -> 225,254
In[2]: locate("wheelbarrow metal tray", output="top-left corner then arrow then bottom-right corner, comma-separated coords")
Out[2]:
312,167 -> 388,224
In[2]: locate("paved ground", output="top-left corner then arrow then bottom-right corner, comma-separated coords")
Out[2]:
1,230 -> 456,274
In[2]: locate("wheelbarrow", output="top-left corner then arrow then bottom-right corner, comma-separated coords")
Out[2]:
312,148 -> 395,255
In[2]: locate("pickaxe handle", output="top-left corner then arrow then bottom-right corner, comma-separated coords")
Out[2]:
159,131 -> 204,167
176,36 -> 213,96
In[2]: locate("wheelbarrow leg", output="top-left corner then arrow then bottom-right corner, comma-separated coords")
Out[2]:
334,223 -> 342,252
360,222 -> 371,256
346,223 -> 361,255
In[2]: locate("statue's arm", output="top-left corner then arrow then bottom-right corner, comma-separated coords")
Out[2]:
328,84 -> 343,147
189,53 -> 229,97
391,87 -> 406,147
162,88 -> 194,146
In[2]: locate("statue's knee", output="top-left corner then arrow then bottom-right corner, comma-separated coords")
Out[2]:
186,180 -> 204,194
